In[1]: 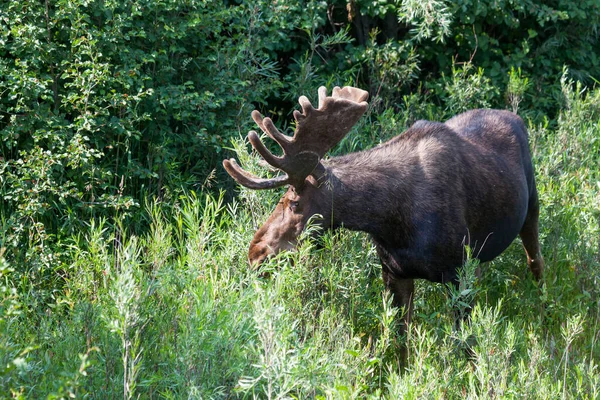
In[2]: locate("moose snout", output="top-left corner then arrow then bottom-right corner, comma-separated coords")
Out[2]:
248,235 -> 298,269
248,244 -> 273,266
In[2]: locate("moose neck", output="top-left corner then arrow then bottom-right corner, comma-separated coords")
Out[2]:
319,151 -> 415,242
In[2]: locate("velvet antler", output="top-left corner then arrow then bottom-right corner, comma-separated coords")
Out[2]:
223,86 -> 369,189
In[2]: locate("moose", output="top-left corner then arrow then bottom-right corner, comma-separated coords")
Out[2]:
223,85 -> 543,330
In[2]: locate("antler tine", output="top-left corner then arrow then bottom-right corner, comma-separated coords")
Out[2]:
294,96 -> 314,126
251,110 -> 292,153
317,86 -> 327,109
332,86 -> 370,103
247,130 -> 285,170
222,158 -> 290,190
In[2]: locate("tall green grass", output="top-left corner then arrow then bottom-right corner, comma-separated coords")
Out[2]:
1,79 -> 600,398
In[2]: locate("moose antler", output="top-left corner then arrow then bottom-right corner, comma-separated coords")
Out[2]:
223,86 -> 369,189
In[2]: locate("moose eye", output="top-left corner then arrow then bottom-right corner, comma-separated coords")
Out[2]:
289,201 -> 299,212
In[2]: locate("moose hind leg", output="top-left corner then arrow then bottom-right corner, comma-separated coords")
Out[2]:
520,192 -> 544,281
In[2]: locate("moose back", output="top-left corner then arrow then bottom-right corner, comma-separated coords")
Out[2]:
223,86 -> 543,324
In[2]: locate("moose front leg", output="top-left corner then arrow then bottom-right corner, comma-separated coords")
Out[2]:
382,269 -> 414,363
382,270 -> 415,325
375,242 -> 415,334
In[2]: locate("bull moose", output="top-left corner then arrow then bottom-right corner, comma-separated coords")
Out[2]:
223,85 -> 544,329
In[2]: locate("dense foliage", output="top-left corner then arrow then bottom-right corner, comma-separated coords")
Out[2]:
1,78 -> 599,399
1,0 -> 599,398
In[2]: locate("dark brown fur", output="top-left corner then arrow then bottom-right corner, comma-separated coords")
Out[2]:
248,109 -> 543,328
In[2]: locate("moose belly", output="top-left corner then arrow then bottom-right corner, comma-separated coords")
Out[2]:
466,211 -> 527,263
373,240 -> 462,283
373,208 -> 527,283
